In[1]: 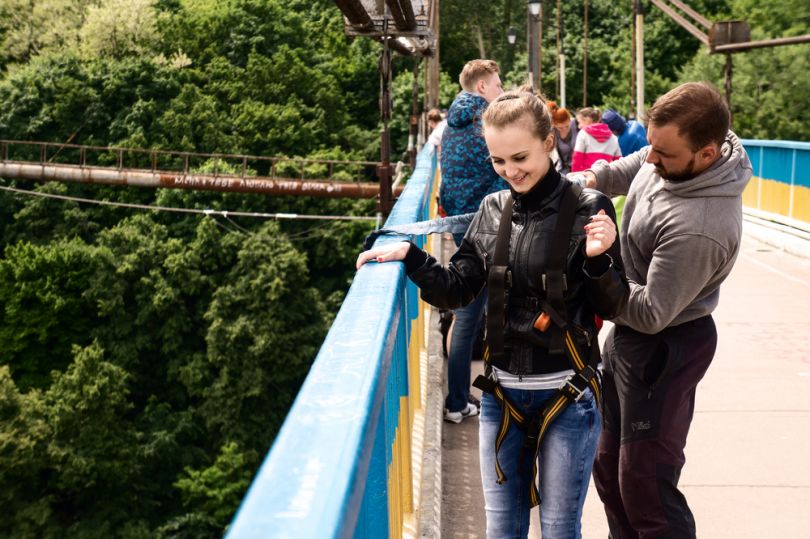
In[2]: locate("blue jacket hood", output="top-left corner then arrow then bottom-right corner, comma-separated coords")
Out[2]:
618,120 -> 648,156
446,92 -> 488,129
439,91 -> 506,216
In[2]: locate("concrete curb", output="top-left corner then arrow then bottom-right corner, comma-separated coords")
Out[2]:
743,212 -> 810,259
416,235 -> 447,539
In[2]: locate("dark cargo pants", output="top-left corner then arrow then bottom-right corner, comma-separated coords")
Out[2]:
593,316 -> 717,538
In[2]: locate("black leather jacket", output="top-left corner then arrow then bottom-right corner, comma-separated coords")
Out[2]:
403,168 -> 629,375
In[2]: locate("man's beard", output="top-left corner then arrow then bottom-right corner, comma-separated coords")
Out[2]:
655,155 -> 696,182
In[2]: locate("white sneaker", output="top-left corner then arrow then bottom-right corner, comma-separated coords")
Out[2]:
444,402 -> 479,424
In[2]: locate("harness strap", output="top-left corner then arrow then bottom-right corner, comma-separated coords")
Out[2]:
473,326 -> 599,507
475,375 -> 527,485
545,182 -> 582,354
485,195 -> 513,366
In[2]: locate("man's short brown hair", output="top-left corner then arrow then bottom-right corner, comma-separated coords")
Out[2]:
459,59 -> 500,92
646,82 -> 730,151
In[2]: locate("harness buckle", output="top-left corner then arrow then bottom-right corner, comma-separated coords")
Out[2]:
541,273 -> 568,292
522,415 -> 543,450
560,372 -> 589,402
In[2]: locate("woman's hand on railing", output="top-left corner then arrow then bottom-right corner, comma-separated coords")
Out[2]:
584,209 -> 616,258
356,241 -> 411,270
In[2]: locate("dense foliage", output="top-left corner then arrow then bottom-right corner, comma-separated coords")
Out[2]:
438,0 -> 810,141
0,0 -> 806,537
0,1 -> 380,537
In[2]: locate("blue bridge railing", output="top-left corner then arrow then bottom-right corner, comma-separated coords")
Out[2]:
225,144 -> 439,539
741,139 -> 810,227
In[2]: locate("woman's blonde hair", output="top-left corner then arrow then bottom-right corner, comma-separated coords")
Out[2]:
576,107 -> 601,123
482,86 -> 553,142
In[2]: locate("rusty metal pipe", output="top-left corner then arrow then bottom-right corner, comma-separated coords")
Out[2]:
711,34 -> 810,53
0,162 -> 404,199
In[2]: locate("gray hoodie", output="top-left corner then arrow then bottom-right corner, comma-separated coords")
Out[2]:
591,131 -> 753,334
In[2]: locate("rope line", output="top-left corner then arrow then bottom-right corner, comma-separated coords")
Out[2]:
0,184 -> 377,222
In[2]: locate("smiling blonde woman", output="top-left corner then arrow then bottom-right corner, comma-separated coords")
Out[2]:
357,88 -> 630,539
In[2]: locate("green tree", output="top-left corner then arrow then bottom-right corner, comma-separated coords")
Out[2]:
0,342 -> 145,538
0,0 -> 95,68
169,441 -> 255,535
440,0 -> 524,80
79,0 -> 163,60
200,220 -> 327,447
0,238 -> 116,390
0,366 -> 52,536
42,342 -> 142,538
2,182 -> 100,245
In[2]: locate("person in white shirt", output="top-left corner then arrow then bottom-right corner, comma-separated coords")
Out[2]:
427,108 -> 446,154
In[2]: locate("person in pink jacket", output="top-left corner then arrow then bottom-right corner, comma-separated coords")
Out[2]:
571,107 -> 622,172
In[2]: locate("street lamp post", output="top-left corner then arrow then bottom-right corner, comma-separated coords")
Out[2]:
506,26 -> 517,75
528,0 -> 542,90
634,0 -> 645,119
559,53 -> 566,107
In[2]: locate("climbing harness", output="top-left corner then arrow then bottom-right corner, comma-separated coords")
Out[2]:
473,181 -> 602,508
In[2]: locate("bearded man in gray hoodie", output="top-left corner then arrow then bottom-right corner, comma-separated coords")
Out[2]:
577,82 -> 753,538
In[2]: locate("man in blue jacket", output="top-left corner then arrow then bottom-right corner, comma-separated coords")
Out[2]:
440,60 -> 506,224
438,59 -> 506,423
603,109 -> 648,157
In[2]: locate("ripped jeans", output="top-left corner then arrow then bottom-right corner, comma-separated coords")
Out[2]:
479,387 -> 601,539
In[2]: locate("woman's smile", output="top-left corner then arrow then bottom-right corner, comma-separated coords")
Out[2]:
509,172 -> 529,184
484,122 -> 554,194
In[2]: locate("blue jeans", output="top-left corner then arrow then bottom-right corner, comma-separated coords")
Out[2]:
479,386 -> 601,539
445,289 -> 487,412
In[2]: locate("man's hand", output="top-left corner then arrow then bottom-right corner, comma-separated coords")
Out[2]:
584,209 -> 616,258
568,171 -> 598,189
583,171 -> 598,189
356,241 -> 411,270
